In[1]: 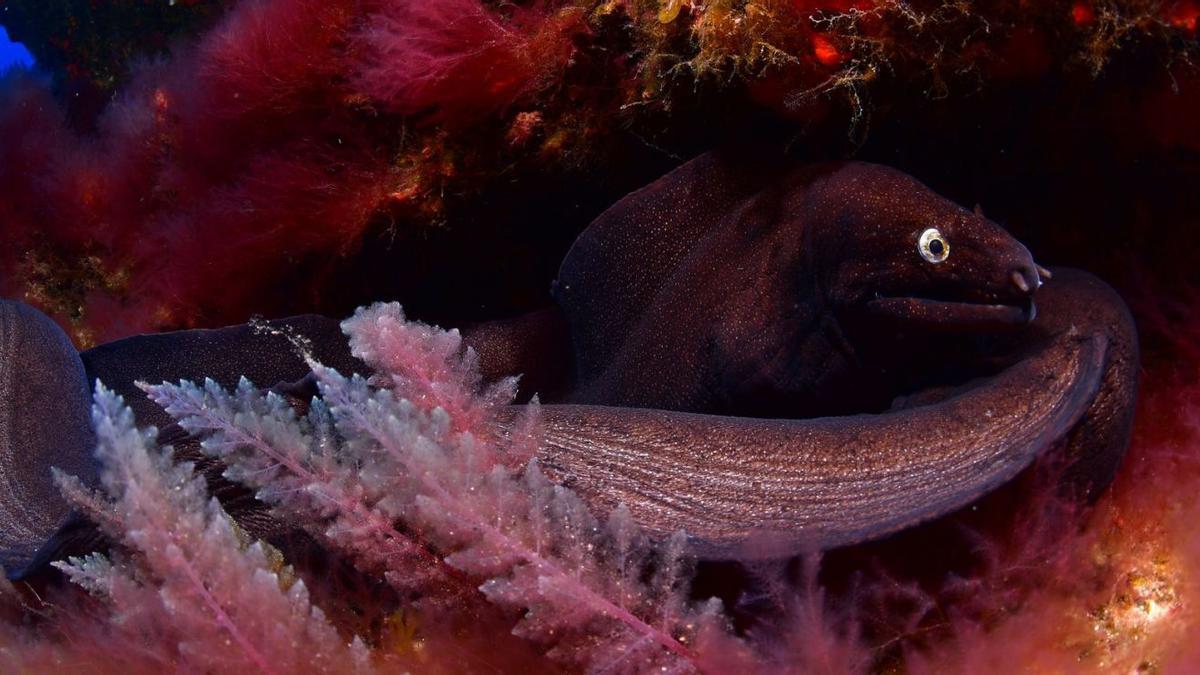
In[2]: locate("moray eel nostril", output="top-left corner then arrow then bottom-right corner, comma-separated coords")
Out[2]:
1012,270 -> 1032,294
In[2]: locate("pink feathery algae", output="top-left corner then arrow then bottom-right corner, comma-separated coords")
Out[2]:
340,302 -> 522,439
741,555 -> 871,674
44,384 -> 367,675
139,375 -> 465,600
143,302 -> 747,672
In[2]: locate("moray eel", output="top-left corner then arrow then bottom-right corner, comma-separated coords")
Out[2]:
508,152 -> 1138,558
0,153 -> 1138,574
533,270 -> 1133,558
0,303 -> 97,572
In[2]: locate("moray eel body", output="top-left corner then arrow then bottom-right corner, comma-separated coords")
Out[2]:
533,153 -> 1138,558
534,269 -> 1134,559
0,153 -> 1138,574
0,304 -> 97,572
0,314 -> 366,576
79,316 -> 365,434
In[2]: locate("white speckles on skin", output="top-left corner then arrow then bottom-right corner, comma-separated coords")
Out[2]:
0,301 -> 96,571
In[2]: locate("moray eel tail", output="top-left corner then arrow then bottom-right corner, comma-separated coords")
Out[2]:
0,301 -> 97,574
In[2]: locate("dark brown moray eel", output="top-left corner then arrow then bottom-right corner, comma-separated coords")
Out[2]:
0,151 -> 1138,575
534,270 -> 1131,558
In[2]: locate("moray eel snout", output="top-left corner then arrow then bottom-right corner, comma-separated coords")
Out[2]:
806,164 -> 1044,332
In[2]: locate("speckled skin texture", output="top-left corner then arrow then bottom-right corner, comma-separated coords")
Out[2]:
0,154 -> 1138,572
1,316 -> 365,576
533,269 -> 1134,559
532,152 -> 1137,558
557,152 -> 1043,418
0,301 -> 97,571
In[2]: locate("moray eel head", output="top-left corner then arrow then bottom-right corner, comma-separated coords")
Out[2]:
808,163 -> 1044,332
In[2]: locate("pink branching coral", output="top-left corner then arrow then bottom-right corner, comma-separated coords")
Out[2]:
141,303 -> 740,672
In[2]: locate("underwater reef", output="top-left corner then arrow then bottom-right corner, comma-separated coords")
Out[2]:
1,0 -> 1196,345
1,0 -> 1199,672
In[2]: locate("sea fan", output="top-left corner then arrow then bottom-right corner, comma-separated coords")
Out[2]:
49,384 -> 367,675
142,302 -> 742,672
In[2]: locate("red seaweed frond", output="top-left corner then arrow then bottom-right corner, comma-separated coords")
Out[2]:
51,384 -> 367,675
141,302 -> 744,672
352,0 -> 585,124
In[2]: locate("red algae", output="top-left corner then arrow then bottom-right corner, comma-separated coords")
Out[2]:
353,0 -> 585,124
2,0 -> 1196,343
849,278 -> 1200,672
0,0 -> 394,344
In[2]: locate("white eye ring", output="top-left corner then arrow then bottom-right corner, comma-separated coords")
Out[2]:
918,227 -> 950,263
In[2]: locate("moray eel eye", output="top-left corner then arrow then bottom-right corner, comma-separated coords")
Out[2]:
918,227 -> 950,263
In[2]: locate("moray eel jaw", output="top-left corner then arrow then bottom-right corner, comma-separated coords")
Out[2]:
862,249 -> 1046,330
865,295 -> 1036,330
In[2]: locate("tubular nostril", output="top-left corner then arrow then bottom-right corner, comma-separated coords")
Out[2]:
1011,270 -> 1031,294
1008,264 -> 1041,296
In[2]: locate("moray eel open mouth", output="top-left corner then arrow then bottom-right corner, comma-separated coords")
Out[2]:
866,295 -> 1036,329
